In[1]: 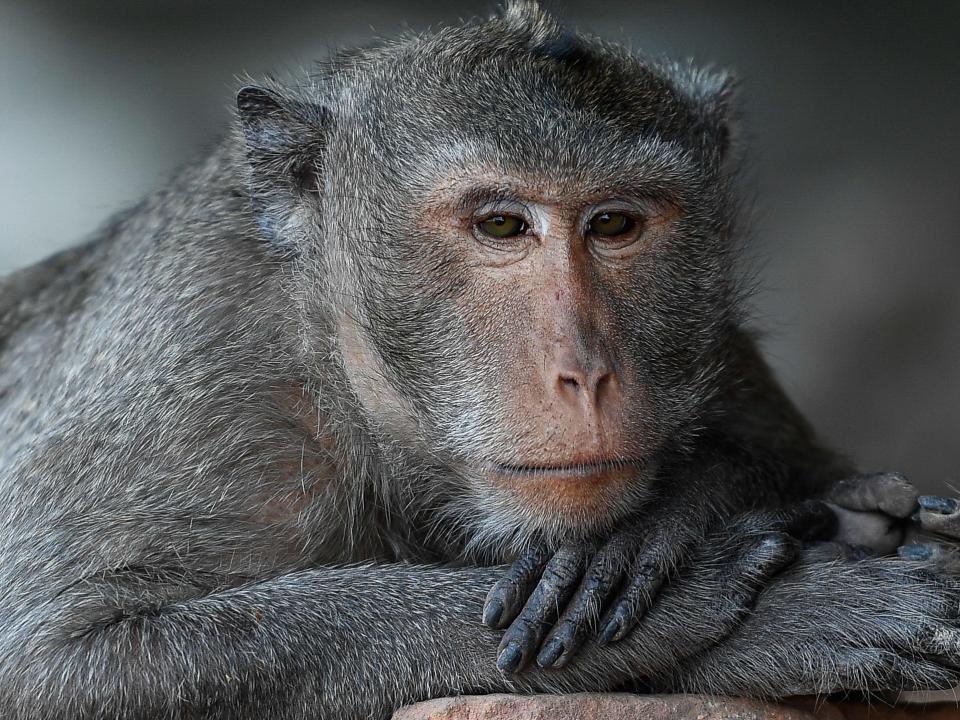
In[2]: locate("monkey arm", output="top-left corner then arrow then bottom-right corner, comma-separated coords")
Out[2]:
2,549 -> 957,719
0,564 -> 573,719
671,546 -> 960,697
0,561 -> 731,719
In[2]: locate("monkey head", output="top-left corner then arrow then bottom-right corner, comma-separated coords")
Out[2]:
236,1 -> 742,548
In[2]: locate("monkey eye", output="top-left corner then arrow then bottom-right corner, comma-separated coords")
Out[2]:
477,214 -> 527,239
588,212 -> 635,237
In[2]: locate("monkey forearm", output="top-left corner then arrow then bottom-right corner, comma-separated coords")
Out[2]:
1,564 -> 639,720
4,537 -> 957,720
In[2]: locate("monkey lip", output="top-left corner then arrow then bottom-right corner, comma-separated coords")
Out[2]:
490,458 -> 641,480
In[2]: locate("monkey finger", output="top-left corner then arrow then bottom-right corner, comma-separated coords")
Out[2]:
495,545 -> 588,675
597,505 -> 822,650
595,542 -> 672,645
646,532 -> 800,678
915,496 -> 960,540
899,543 -> 960,575
594,522 -> 793,647
535,544 -> 628,669
482,545 -> 549,629
827,472 -> 918,519
689,533 -> 798,649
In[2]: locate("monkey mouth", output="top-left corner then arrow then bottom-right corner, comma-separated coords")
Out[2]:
491,458 -> 642,480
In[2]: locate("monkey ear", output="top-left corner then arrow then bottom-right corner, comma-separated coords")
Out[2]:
235,84 -> 329,248
703,74 -> 739,163
678,68 -> 741,168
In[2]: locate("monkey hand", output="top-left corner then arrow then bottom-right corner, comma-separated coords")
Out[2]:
667,544 -> 960,696
826,472 -> 960,560
481,500 -> 837,674
825,471 -> 919,553
896,490 -> 960,573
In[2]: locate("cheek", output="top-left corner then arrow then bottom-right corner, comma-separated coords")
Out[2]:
626,261 -> 729,407
335,311 -> 422,439
456,274 -> 536,390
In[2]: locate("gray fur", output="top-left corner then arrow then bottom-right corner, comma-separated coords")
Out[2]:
1,2 -> 957,718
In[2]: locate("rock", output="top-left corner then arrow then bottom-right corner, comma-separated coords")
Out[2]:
393,693 -> 814,720
392,693 -> 960,720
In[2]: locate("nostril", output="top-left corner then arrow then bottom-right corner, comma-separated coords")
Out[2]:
595,371 -> 616,401
553,360 -> 617,407
596,372 -> 614,390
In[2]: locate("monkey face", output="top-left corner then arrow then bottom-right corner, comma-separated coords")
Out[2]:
431,181 -> 667,524
320,140 -> 737,547
329,152 -> 732,541
244,9 -> 741,545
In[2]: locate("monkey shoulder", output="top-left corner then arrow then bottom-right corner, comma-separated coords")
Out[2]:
0,143 -> 359,597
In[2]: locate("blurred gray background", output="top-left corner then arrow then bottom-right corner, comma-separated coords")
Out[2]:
1,0 -> 958,493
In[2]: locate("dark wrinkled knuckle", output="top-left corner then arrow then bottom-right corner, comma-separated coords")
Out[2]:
612,600 -> 633,621
543,563 -> 577,586
553,620 -> 574,638
622,575 -> 650,600
556,543 -> 585,561
574,584 -> 602,608
587,551 -> 615,577
628,549 -> 663,579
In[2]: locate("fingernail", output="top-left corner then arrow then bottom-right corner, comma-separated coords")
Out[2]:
536,638 -> 564,668
598,618 -> 620,645
899,544 -> 934,561
919,496 -> 958,515
497,641 -> 522,675
482,598 -> 503,627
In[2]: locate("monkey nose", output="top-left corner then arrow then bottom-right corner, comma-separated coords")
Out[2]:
554,363 -> 618,413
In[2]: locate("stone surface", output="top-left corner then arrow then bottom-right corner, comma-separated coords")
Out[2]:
392,693 -> 960,720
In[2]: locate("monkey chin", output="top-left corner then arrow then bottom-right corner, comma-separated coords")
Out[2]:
476,457 -> 653,547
